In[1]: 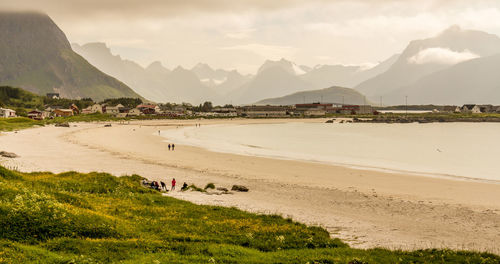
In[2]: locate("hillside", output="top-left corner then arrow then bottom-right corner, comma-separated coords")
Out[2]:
256,86 -> 370,105
356,26 -> 500,103
0,166 -> 498,263
0,86 -> 44,109
0,12 -> 140,101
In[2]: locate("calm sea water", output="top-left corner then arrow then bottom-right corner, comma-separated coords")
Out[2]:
161,122 -> 500,182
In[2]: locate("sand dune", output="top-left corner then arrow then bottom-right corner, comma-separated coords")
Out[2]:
0,119 -> 499,253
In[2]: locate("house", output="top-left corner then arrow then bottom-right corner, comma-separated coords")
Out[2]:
45,106 -> 63,112
442,105 -> 461,113
137,104 -> 158,115
328,105 -> 373,115
46,93 -> 60,99
105,106 -> 120,115
238,106 -> 288,118
81,106 -> 93,114
461,104 -> 481,114
53,109 -> 74,117
303,109 -> 326,116
0,108 -> 16,118
212,107 -> 238,117
295,103 -> 335,116
70,104 -> 80,115
119,107 -> 130,114
478,104 -> 494,113
90,104 -> 103,114
27,110 -> 44,120
295,103 -> 333,111
127,108 -> 143,117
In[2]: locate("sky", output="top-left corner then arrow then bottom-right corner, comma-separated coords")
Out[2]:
2,0 -> 500,74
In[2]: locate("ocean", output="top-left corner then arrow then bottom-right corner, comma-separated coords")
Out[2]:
161,122 -> 500,182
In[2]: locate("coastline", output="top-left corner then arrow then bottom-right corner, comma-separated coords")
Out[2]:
160,123 -> 500,185
1,118 -> 499,253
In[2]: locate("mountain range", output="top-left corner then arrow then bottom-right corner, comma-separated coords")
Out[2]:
0,12 -> 140,101
3,11 -> 499,106
356,25 -> 500,105
73,45 -> 394,105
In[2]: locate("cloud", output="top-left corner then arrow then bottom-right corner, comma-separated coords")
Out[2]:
407,47 -> 480,65
224,28 -> 256,40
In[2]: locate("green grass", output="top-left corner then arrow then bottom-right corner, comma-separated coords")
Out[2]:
0,166 -> 498,263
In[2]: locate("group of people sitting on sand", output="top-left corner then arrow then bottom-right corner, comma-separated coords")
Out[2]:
144,178 -> 189,192
146,178 -> 176,191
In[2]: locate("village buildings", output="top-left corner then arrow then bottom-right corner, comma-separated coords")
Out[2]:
0,108 -> 16,118
238,106 -> 288,118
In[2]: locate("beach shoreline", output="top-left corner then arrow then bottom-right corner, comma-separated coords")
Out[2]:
1,118 -> 499,253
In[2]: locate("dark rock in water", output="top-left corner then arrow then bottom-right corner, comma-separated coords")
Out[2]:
231,185 -> 249,192
216,187 -> 228,192
0,151 -> 18,158
55,122 -> 70,127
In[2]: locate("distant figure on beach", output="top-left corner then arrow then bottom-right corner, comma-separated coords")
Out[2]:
172,144 -> 175,151
158,130 -> 160,135
181,182 -> 188,191
171,178 -> 176,191
160,181 -> 166,191
168,144 -> 171,151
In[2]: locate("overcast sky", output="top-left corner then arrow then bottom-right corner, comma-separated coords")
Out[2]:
2,0 -> 500,73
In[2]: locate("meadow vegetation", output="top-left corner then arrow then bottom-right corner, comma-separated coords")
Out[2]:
0,166 -> 498,263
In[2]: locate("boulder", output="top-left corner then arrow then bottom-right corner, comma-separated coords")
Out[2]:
55,122 -> 70,127
216,187 -> 228,192
231,185 -> 249,192
0,151 -> 18,158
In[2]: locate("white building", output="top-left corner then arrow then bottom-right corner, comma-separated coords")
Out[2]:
127,108 -> 143,117
0,108 -> 16,118
105,106 -> 120,115
461,104 -> 481,114
91,104 -> 103,114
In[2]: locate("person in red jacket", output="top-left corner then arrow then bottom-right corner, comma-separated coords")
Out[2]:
171,178 -> 176,191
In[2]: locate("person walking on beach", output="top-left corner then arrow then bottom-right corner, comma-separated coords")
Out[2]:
168,144 -> 171,151
172,144 -> 175,151
171,178 -> 176,191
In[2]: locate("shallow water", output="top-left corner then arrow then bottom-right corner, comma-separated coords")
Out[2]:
161,122 -> 500,182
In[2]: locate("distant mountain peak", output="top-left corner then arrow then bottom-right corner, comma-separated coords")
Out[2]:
193,62 -> 213,70
146,61 -> 165,70
442,24 -> 462,34
257,58 -> 306,76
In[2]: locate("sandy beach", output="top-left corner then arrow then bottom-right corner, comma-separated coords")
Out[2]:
1,119 -> 499,253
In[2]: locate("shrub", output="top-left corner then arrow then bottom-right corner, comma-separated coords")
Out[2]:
204,183 -> 215,190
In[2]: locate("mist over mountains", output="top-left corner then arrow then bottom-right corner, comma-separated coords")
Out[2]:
73,44 -> 396,105
356,25 -> 500,105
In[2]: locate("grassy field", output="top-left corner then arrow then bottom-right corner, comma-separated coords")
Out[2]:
0,166 -> 498,263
